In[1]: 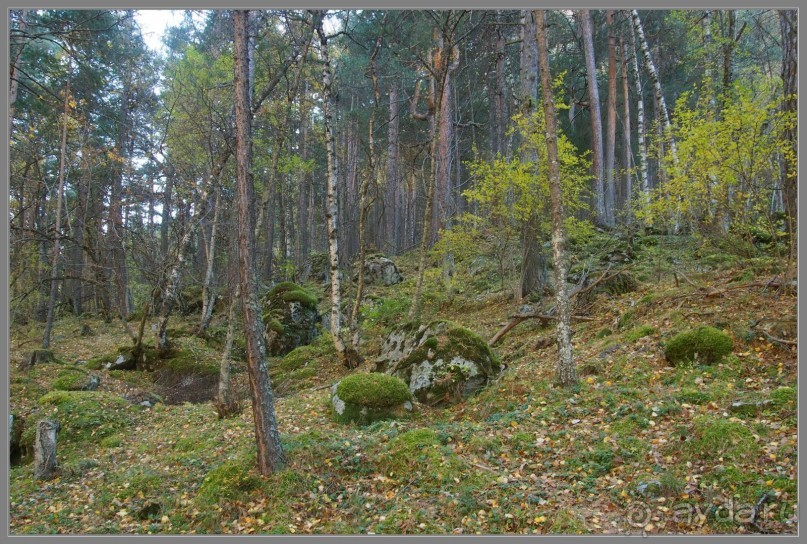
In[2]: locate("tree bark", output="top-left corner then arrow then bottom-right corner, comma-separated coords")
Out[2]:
385,80 -> 400,254
42,77 -> 70,349
34,420 -> 60,480
605,10 -> 617,226
778,9 -> 797,261
621,38 -> 633,224
196,183 -> 221,336
215,285 -> 241,418
518,10 -> 547,299
233,9 -> 285,475
629,19 -> 649,198
578,10 -> 606,227
315,11 -> 361,368
536,9 -> 577,388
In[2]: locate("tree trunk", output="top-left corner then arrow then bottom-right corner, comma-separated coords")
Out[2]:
579,10 -> 606,227
629,19 -> 649,198
315,11 -> 361,369
197,183 -> 221,336
518,10 -> 547,299
536,9 -> 577,388
298,82 -> 312,274
233,9 -> 285,475
42,77 -> 70,349
779,9 -> 797,261
722,10 -> 736,103
34,420 -> 60,480
215,285 -> 241,418
604,10 -> 617,226
631,10 -> 677,163
621,38 -> 633,224
385,80 -> 400,254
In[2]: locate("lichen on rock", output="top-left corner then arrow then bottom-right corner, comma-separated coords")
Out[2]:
262,282 -> 322,356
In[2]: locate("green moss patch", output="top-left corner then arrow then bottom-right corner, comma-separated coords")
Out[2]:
196,460 -> 264,506
679,415 -> 759,462
333,373 -> 412,425
664,326 -> 733,366
375,428 -> 467,485
33,391 -> 135,448
623,325 -> 655,343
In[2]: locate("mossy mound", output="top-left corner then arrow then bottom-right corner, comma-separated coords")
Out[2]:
664,326 -> 733,366
262,282 -> 321,356
332,373 -> 413,425
196,460 -> 264,506
383,321 -> 501,406
52,367 -> 100,391
21,391 -> 135,452
375,428 -> 467,484
270,333 -> 336,396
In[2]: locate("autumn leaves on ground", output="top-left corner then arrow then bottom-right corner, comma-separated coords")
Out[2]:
9,235 -> 797,535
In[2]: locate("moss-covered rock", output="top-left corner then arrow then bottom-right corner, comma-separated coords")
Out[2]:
380,321 -> 500,406
375,428 -> 467,484
664,326 -> 733,366
331,373 -> 413,425
52,368 -> 100,391
262,282 -> 321,356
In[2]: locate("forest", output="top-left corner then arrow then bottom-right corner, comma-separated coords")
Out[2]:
8,9 -> 798,535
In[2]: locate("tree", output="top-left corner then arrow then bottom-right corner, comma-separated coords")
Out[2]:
604,10 -> 617,226
778,9 -> 797,261
535,9 -> 577,387
578,10 -> 606,227
232,8 -> 285,475
314,10 -> 362,368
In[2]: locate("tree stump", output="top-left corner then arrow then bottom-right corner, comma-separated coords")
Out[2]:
34,420 -> 60,480
20,349 -> 55,371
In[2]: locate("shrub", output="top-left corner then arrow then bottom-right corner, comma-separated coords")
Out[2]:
664,326 -> 733,365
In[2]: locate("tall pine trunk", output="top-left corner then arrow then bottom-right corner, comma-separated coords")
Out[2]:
629,18 -> 649,198
233,9 -> 285,475
535,9 -> 577,388
779,9 -> 797,261
621,38 -> 633,224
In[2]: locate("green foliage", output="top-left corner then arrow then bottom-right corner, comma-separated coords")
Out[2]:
664,326 -> 733,365
638,77 -> 796,239
336,373 -> 412,408
376,428 -> 467,485
280,289 -> 318,306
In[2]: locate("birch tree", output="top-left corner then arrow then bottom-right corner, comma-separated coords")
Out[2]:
535,9 -> 577,387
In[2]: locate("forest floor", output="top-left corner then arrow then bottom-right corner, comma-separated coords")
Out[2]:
8,234 -> 798,535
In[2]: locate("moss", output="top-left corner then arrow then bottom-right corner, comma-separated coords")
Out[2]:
623,325 -> 655,343
266,318 -> 285,335
770,386 -> 796,406
159,348 -> 218,377
100,435 -> 122,448
336,373 -> 412,408
676,388 -> 711,405
681,415 -> 759,462
196,460 -> 262,506
266,281 -> 301,299
281,289 -> 318,306
376,428 -> 466,484
664,326 -> 733,365
52,368 -> 91,391
35,390 -> 134,446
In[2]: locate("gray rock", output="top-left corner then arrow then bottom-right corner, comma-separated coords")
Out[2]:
729,400 -> 773,416
355,256 -> 403,286
378,321 -> 501,406
636,480 -> 661,497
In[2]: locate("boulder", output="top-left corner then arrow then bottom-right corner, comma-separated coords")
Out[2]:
378,321 -> 501,406
331,373 -> 413,425
52,369 -> 101,391
262,282 -> 322,356
355,256 -> 403,286
664,326 -> 733,366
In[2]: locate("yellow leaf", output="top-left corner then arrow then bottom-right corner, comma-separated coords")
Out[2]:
534,516 -> 546,524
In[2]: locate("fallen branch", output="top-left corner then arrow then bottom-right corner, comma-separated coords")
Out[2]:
489,312 -> 593,346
